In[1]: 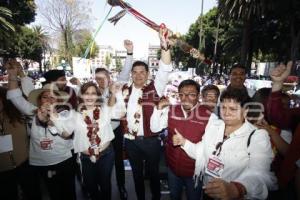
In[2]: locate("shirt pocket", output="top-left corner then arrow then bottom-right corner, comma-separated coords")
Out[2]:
223,146 -> 250,169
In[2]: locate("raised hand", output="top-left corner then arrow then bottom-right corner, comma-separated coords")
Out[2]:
157,97 -> 170,110
69,77 -> 81,86
172,128 -> 186,146
190,48 -> 201,59
159,25 -> 174,50
270,61 -> 293,92
109,82 -> 121,95
37,103 -> 51,123
124,39 -> 133,54
270,61 -> 292,83
5,59 -> 19,78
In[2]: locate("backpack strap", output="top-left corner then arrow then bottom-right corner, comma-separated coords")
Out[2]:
247,129 -> 256,148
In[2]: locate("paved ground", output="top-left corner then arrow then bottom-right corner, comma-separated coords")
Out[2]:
42,151 -> 188,200
75,166 -> 173,200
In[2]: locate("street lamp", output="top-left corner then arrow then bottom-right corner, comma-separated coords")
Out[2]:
198,0 -> 204,50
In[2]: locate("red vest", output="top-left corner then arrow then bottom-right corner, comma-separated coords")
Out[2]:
121,81 -> 160,137
166,104 -> 211,177
278,124 -> 300,187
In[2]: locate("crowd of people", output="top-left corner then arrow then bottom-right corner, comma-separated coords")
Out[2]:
0,27 -> 299,200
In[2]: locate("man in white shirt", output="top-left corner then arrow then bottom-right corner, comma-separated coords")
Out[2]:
120,27 -> 173,200
227,64 -> 255,97
150,79 -> 211,200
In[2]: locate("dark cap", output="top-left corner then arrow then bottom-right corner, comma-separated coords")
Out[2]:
43,70 -> 65,83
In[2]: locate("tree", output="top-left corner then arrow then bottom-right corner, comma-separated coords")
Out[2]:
0,6 -> 14,55
0,0 -> 36,25
73,29 -> 99,58
218,0 -> 271,71
171,8 -> 235,75
33,25 -> 50,72
105,54 -> 112,67
115,57 -> 122,72
8,26 -> 43,63
37,0 -> 91,69
272,0 -> 300,64
0,0 -> 36,57
0,6 -> 15,33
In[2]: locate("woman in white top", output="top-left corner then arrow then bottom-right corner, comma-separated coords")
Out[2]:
52,81 -> 126,200
173,88 -> 277,200
6,62 -> 76,200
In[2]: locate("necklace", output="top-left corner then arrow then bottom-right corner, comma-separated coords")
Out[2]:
83,106 -> 101,163
123,80 -> 151,137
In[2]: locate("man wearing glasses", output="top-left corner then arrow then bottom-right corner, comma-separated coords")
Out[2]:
201,84 -> 220,114
150,79 -> 212,200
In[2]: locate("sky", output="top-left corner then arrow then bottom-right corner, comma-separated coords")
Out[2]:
35,0 -> 217,59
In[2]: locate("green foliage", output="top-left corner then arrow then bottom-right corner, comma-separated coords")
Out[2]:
115,57 -> 122,72
73,29 -> 99,58
172,1 -> 300,75
7,26 -> 43,62
38,0 -> 91,69
0,0 -> 36,25
0,0 -> 36,57
105,54 -> 112,67
218,0 -> 271,20
0,6 -> 15,33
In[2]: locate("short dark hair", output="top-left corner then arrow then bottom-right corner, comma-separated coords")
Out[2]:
178,79 -> 200,94
43,70 -> 65,83
229,63 -> 246,74
95,68 -> 109,75
201,84 -> 220,97
132,61 -> 149,72
252,87 -> 271,104
220,88 -> 250,107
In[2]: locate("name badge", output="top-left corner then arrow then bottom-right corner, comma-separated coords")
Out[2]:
205,156 -> 224,178
40,137 -> 53,150
0,134 -> 13,153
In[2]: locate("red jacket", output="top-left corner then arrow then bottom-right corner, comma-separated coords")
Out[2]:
266,91 -> 300,130
278,124 -> 300,187
266,91 -> 300,187
166,104 -> 210,177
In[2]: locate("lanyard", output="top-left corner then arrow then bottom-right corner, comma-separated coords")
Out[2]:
212,134 -> 229,157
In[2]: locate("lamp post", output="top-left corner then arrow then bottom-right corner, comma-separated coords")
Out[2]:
212,16 -> 220,74
198,0 -> 204,50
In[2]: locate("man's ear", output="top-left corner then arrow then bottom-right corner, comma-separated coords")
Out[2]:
243,107 -> 249,119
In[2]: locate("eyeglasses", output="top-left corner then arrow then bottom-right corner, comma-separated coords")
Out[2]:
178,93 -> 198,99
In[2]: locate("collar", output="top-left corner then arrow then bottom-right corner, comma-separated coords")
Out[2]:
101,88 -> 110,98
227,120 -> 254,138
180,102 -> 200,118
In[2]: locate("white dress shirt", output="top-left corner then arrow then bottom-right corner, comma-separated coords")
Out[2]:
124,60 -> 173,139
100,55 -> 133,130
126,86 -> 144,137
182,114 -> 277,199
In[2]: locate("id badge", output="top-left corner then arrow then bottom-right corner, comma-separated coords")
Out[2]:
40,137 -> 53,150
205,156 -> 224,178
0,134 -> 13,153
